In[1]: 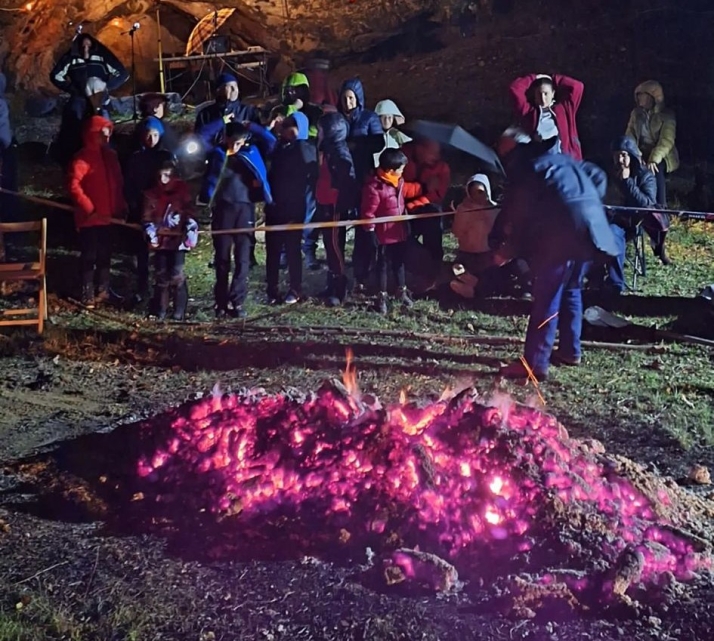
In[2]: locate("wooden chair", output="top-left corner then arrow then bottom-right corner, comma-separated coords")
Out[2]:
0,219 -> 48,334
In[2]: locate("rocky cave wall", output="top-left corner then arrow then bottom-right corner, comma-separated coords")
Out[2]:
0,0 -> 452,92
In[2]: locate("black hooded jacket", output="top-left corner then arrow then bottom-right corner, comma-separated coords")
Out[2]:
50,35 -> 128,97
610,136 -> 657,209
319,112 -> 358,212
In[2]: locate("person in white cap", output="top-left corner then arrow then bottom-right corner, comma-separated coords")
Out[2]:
373,99 -> 412,167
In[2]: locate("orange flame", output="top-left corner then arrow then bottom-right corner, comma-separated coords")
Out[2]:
342,348 -> 359,398
399,388 -> 408,405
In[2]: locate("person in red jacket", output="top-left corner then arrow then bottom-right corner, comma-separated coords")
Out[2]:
67,115 -> 127,307
362,148 -> 423,314
402,139 -> 451,263
509,73 -> 584,160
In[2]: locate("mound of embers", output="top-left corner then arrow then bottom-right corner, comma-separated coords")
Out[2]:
135,381 -> 713,608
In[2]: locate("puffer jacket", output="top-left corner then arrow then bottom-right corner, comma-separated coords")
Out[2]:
402,141 -> 451,210
0,73 -> 11,152
625,80 -> 679,173
491,144 -> 618,269
509,74 -> 584,160
67,116 -> 126,230
361,172 -> 423,245
316,112 -> 358,212
142,177 -> 198,251
338,78 -> 383,181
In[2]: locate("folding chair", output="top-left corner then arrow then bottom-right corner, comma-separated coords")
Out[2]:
0,219 -> 48,334
626,220 -> 646,291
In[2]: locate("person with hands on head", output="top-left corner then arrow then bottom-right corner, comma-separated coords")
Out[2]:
509,72 -> 584,159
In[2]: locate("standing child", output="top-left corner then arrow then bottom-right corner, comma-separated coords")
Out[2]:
361,148 -> 423,314
315,112 -> 358,306
265,112 -> 318,304
142,159 -> 198,320
67,115 -> 126,307
200,121 -> 274,318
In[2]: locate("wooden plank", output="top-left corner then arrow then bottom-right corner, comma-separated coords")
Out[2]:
1,308 -> 37,316
0,221 -> 43,233
0,319 -> 40,327
0,263 -> 42,272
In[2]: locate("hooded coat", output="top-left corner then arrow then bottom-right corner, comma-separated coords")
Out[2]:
68,116 -> 126,230
142,177 -> 198,252
281,72 -> 323,139
490,144 -> 618,270
372,99 -> 412,167
0,73 -> 12,152
338,78 -> 383,181
452,174 -> 500,254
50,35 -> 128,97
625,80 -> 679,173
316,112 -> 358,212
509,74 -> 584,160
361,172 -> 423,245
267,112 -> 318,224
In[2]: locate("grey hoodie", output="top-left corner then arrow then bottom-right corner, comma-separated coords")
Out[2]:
0,73 -> 12,152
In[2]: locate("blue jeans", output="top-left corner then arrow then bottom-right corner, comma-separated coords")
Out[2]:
524,260 -> 588,375
302,188 -> 318,253
606,224 -> 627,294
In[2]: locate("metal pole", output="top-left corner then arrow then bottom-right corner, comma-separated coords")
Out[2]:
130,30 -> 138,120
156,7 -> 166,93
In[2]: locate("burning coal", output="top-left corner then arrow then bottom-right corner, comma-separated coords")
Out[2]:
133,370 -> 712,605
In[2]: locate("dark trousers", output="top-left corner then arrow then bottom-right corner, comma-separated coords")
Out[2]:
128,208 -> 150,293
0,142 -> 18,220
654,161 -> 667,207
353,227 -> 378,286
410,204 -> 443,263
606,224 -> 627,294
212,203 -> 254,309
318,205 -> 346,276
78,226 -> 112,294
524,260 -> 588,375
377,242 -> 407,292
153,250 -> 187,316
266,229 -> 303,297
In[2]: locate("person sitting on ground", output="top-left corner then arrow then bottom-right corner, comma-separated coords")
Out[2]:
195,73 -> 262,155
124,117 -> 173,303
338,78 -> 384,292
281,72 -> 323,270
373,99 -> 412,167
604,136 -> 660,296
490,129 -> 618,381
402,138 -> 451,263
361,148 -> 424,314
200,121 -> 275,319
315,112 -> 359,307
509,72 -> 584,160
67,115 -> 127,308
624,80 -> 678,262
138,93 -> 180,156
142,158 -> 198,321
265,112 -> 318,305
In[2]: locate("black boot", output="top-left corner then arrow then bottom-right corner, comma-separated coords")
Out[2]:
304,249 -> 321,271
326,274 -> 347,307
80,283 -> 95,308
173,282 -> 188,321
152,287 -> 170,320
375,291 -> 388,315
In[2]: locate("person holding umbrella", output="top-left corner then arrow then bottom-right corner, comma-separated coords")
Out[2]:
509,73 -> 584,160
490,128 -> 618,380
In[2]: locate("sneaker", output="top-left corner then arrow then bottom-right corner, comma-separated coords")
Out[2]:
452,263 -> 466,277
215,307 -> 228,320
450,279 -> 476,299
81,295 -> 96,310
375,292 -> 388,315
398,287 -> 414,308
230,306 -> 248,319
353,283 -> 368,296
326,295 -> 342,308
304,252 -> 321,271
499,359 -> 548,381
284,291 -> 300,305
266,291 -> 280,305
550,351 -> 581,366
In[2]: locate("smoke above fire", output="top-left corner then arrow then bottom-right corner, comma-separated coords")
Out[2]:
132,363 -> 712,606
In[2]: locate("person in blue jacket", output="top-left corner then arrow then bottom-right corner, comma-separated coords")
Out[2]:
338,77 -> 384,293
491,128 -> 619,380
195,73 -> 262,155
200,121 -> 275,318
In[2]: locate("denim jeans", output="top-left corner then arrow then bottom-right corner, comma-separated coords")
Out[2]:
606,224 -> 627,294
524,260 -> 588,375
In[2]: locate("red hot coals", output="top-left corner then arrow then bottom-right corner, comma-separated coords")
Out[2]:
136,383 -> 711,597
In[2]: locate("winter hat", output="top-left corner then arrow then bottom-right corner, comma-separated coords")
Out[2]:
216,73 -> 238,88
465,174 -> 495,205
84,76 -> 107,97
142,115 -> 164,137
374,99 -> 405,125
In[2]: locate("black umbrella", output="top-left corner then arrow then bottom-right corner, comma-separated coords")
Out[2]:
403,120 -> 505,175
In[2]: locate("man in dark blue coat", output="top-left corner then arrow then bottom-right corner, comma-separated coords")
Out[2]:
338,77 -> 384,291
491,128 -> 619,380
195,73 -> 262,155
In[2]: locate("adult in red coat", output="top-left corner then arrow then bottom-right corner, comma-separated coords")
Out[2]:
67,115 -> 127,306
509,73 -> 584,160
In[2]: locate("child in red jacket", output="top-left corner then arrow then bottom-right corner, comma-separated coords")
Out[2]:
67,115 -> 127,307
361,148 -> 422,314
142,158 -> 198,321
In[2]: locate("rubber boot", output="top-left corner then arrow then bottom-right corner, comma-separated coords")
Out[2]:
375,291 -> 388,315
173,282 -> 188,321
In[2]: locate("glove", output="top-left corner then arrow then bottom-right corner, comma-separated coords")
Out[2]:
144,224 -> 159,248
222,113 -> 234,124
167,212 -> 181,227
